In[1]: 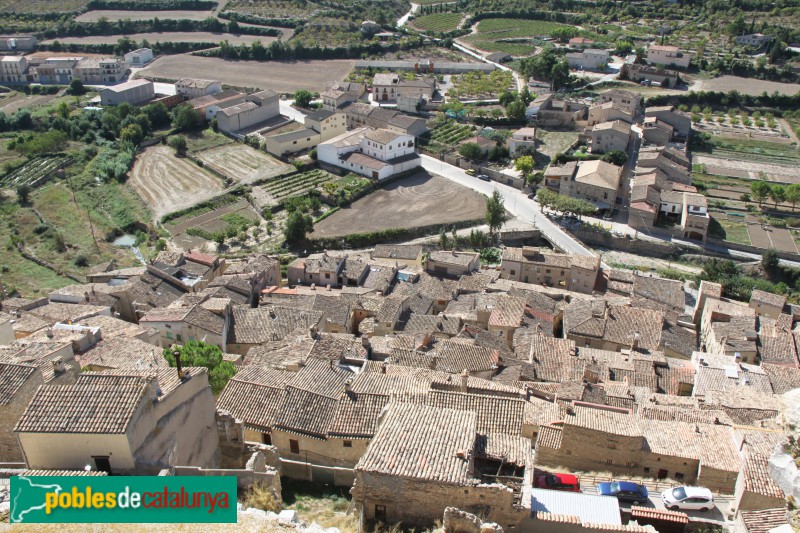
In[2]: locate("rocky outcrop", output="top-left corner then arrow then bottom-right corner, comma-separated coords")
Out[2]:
443,507 -> 503,533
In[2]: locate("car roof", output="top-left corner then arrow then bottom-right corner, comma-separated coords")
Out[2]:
683,486 -> 713,498
616,481 -> 641,491
555,473 -> 579,483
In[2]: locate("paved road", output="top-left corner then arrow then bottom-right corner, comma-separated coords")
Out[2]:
420,154 -> 596,258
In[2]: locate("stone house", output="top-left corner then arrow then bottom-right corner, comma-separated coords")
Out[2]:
318,127 -> 421,180
73,58 -> 128,84
590,120 -> 631,154
566,49 -> 609,70
352,402 -> 531,529
188,89 -> 247,121
536,404 -> 740,492
139,300 -> 229,351
371,73 -> 436,102
646,44 -> 691,69
426,251 -> 480,277
226,305 -> 323,356
15,367 -> 219,474
500,247 -> 600,294
288,252 -> 347,287
622,63 -> 679,88
371,244 -> 424,268
340,103 -> 429,137
567,160 -> 623,208
732,428 -> 786,512
563,300 -> 665,353
699,299 -> 758,361
588,101 -> 635,127
735,33 -> 773,47
0,362 -> 43,462
0,56 -> 28,83
642,117 -> 674,145
749,290 -> 786,319
175,78 -> 222,99
509,127 -> 537,156
644,106 -> 692,140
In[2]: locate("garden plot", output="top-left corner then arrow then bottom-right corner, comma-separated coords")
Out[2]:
128,145 -> 225,220
411,13 -> 464,32
250,169 -> 336,209
0,155 -> 71,189
747,222 -> 799,253
423,121 -> 476,153
196,144 -> 293,185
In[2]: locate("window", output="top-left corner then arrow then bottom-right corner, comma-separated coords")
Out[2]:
606,459 -> 613,465
176,334 -> 182,342
289,439 -> 300,454
325,273 -> 331,279
343,441 -> 352,448
166,331 -> 173,340
675,472 -> 685,480
546,269 -> 551,274
510,269 -> 516,276
165,324 -> 172,329
643,467 -> 650,473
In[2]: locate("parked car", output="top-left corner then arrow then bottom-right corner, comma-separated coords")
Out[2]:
596,481 -> 649,504
465,168 -> 476,176
661,486 -> 714,511
534,472 -> 581,492
477,174 -> 490,181
527,192 -> 536,199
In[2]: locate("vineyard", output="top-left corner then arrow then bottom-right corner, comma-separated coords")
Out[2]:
0,0 -> 87,13
251,169 -> 336,208
422,121 -> 476,152
411,13 -> 463,32
0,155 -> 71,189
224,0 -> 320,18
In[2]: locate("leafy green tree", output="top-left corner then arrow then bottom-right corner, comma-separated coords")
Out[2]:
293,89 -> 314,108
68,79 -> 86,96
143,102 -> 171,129
601,150 -> 627,166
120,123 -> 144,145
488,144 -> 508,162
615,41 -> 634,55
459,142 -> 484,160
486,189 -> 507,235
16,183 -> 31,204
451,226 -> 458,250
750,180 -> 771,208
785,184 -> 800,211
56,101 -> 70,119
284,210 -> 312,245
439,227 -> 448,250
507,99 -> 527,121
163,341 -> 236,395
762,248 -> 779,272
770,185 -> 786,208
169,135 -> 188,156
514,155 -> 534,184
550,60 -> 571,90
172,103 -> 200,131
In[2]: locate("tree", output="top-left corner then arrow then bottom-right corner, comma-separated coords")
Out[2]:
762,248 -> 779,272
615,41 -> 634,55
486,189 -> 507,235
284,211 -> 312,245
16,183 -> 31,204
785,184 -> 800,211
514,155 -> 534,184
439,227 -> 448,250
507,99 -> 527,121
56,101 -> 70,119
163,341 -> 237,395
488,144 -> 508,162
172,103 -> 200,131
293,89 -> 314,108
550,60 -> 571,90
750,180 -> 771,208
770,184 -> 786,208
451,226 -> 458,250
69,80 -> 86,98
119,123 -> 144,145
601,149 -> 628,166
169,135 -> 188,156
459,142 -> 484,160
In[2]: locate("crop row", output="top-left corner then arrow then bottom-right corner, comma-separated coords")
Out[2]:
0,156 -> 71,189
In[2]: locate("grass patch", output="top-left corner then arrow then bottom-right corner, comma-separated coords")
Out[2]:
185,129 -> 235,153
281,478 -> 355,533
475,18 -> 576,39
411,12 -> 463,32
708,216 -> 751,245
701,136 -> 800,165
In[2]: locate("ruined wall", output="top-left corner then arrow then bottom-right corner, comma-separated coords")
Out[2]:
0,370 -> 43,463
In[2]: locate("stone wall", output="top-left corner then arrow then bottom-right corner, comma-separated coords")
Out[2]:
0,370 -> 43,463
443,507 -> 503,533
570,229 -> 680,258
169,448 -> 281,497
216,409 -> 246,469
354,472 -> 527,530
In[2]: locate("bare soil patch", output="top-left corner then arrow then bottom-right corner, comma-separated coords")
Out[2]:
312,171 -> 486,238
196,144 -> 293,185
76,9 -> 216,21
137,55 -> 354,93
748,223 -> 799,253
694,155 -> 800,183
694,75 -> 800,96
43,32 -> 276,46
128,145 -> 225,220
0,93 -> 57,113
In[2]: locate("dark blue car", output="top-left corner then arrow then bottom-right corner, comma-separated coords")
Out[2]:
596,481 -> 649,504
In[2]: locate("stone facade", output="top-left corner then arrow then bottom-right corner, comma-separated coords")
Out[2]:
0,365 -> 43,462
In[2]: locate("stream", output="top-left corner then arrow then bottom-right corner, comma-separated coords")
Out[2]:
112,234 -> 146,265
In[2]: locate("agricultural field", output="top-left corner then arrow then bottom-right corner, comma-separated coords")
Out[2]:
0,0 -> 86,13
75,10 -> 216,22
410,12 -> 463,32
128,145 -> 225,220
137,55 -> 353,93
693,76 -> 800,97
312,172 -> 486,238
698,136 -> 800,167
250,169 -> 335,208
461,17 -> 604,56
185,129 -> 234,153
708,215 -> 751,245
0,155 -> 72,189
43,32 -> 277,46
449,70 -> 514,99
224,0 -> 319,19
196,144 -> 294,185
423,121 -> 477,153
536,130 -> 580,166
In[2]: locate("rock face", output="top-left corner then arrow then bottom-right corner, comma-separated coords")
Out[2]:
769,390 -> 800,500
443,507 -> 503,533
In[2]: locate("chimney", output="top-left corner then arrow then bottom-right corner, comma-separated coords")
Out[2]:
631,332 -> 640,351
147,375 -> 162,402
51,357 -> 66,375
428,354 -> 438,370
460,369 -> 469,392
173,348 -> 183,380
84,291 -> 90,302
46,328 -> 54,339
309,326 -> 319,340
381,363 -> 387,374
344,380 -> 352,394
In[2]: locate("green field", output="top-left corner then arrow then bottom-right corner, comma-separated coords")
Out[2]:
411,12 -> 463,32
450,70 -> 514,98
474,18 -> 576,38
708,216 -> 751,245
702,136 -> 800,166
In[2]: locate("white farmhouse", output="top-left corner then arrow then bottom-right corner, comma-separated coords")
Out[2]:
318,127 -> 421,180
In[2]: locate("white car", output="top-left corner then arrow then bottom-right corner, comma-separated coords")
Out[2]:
661,486 -> 714,511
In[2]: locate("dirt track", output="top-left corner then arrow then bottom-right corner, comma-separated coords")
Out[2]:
312,172 -> 486,238
128,145 -> 225,220
137,55 -> 354,93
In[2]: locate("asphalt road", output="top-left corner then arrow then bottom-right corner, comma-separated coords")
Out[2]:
419,154 -> 596,258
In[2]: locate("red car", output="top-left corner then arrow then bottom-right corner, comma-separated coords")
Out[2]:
535,472 -> 581,492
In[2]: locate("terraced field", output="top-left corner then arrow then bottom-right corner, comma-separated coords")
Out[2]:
411,13 -> 463,32
223,0 -> 319,18
251,169 -> 335,208
0,155 -> 71,189
129,145 -> 224,220
196,144 -> 293,185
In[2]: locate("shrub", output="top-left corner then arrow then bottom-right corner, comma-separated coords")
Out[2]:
33,223 -> 50,235
242,483 -> 281,513
74,254 -> 89,267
